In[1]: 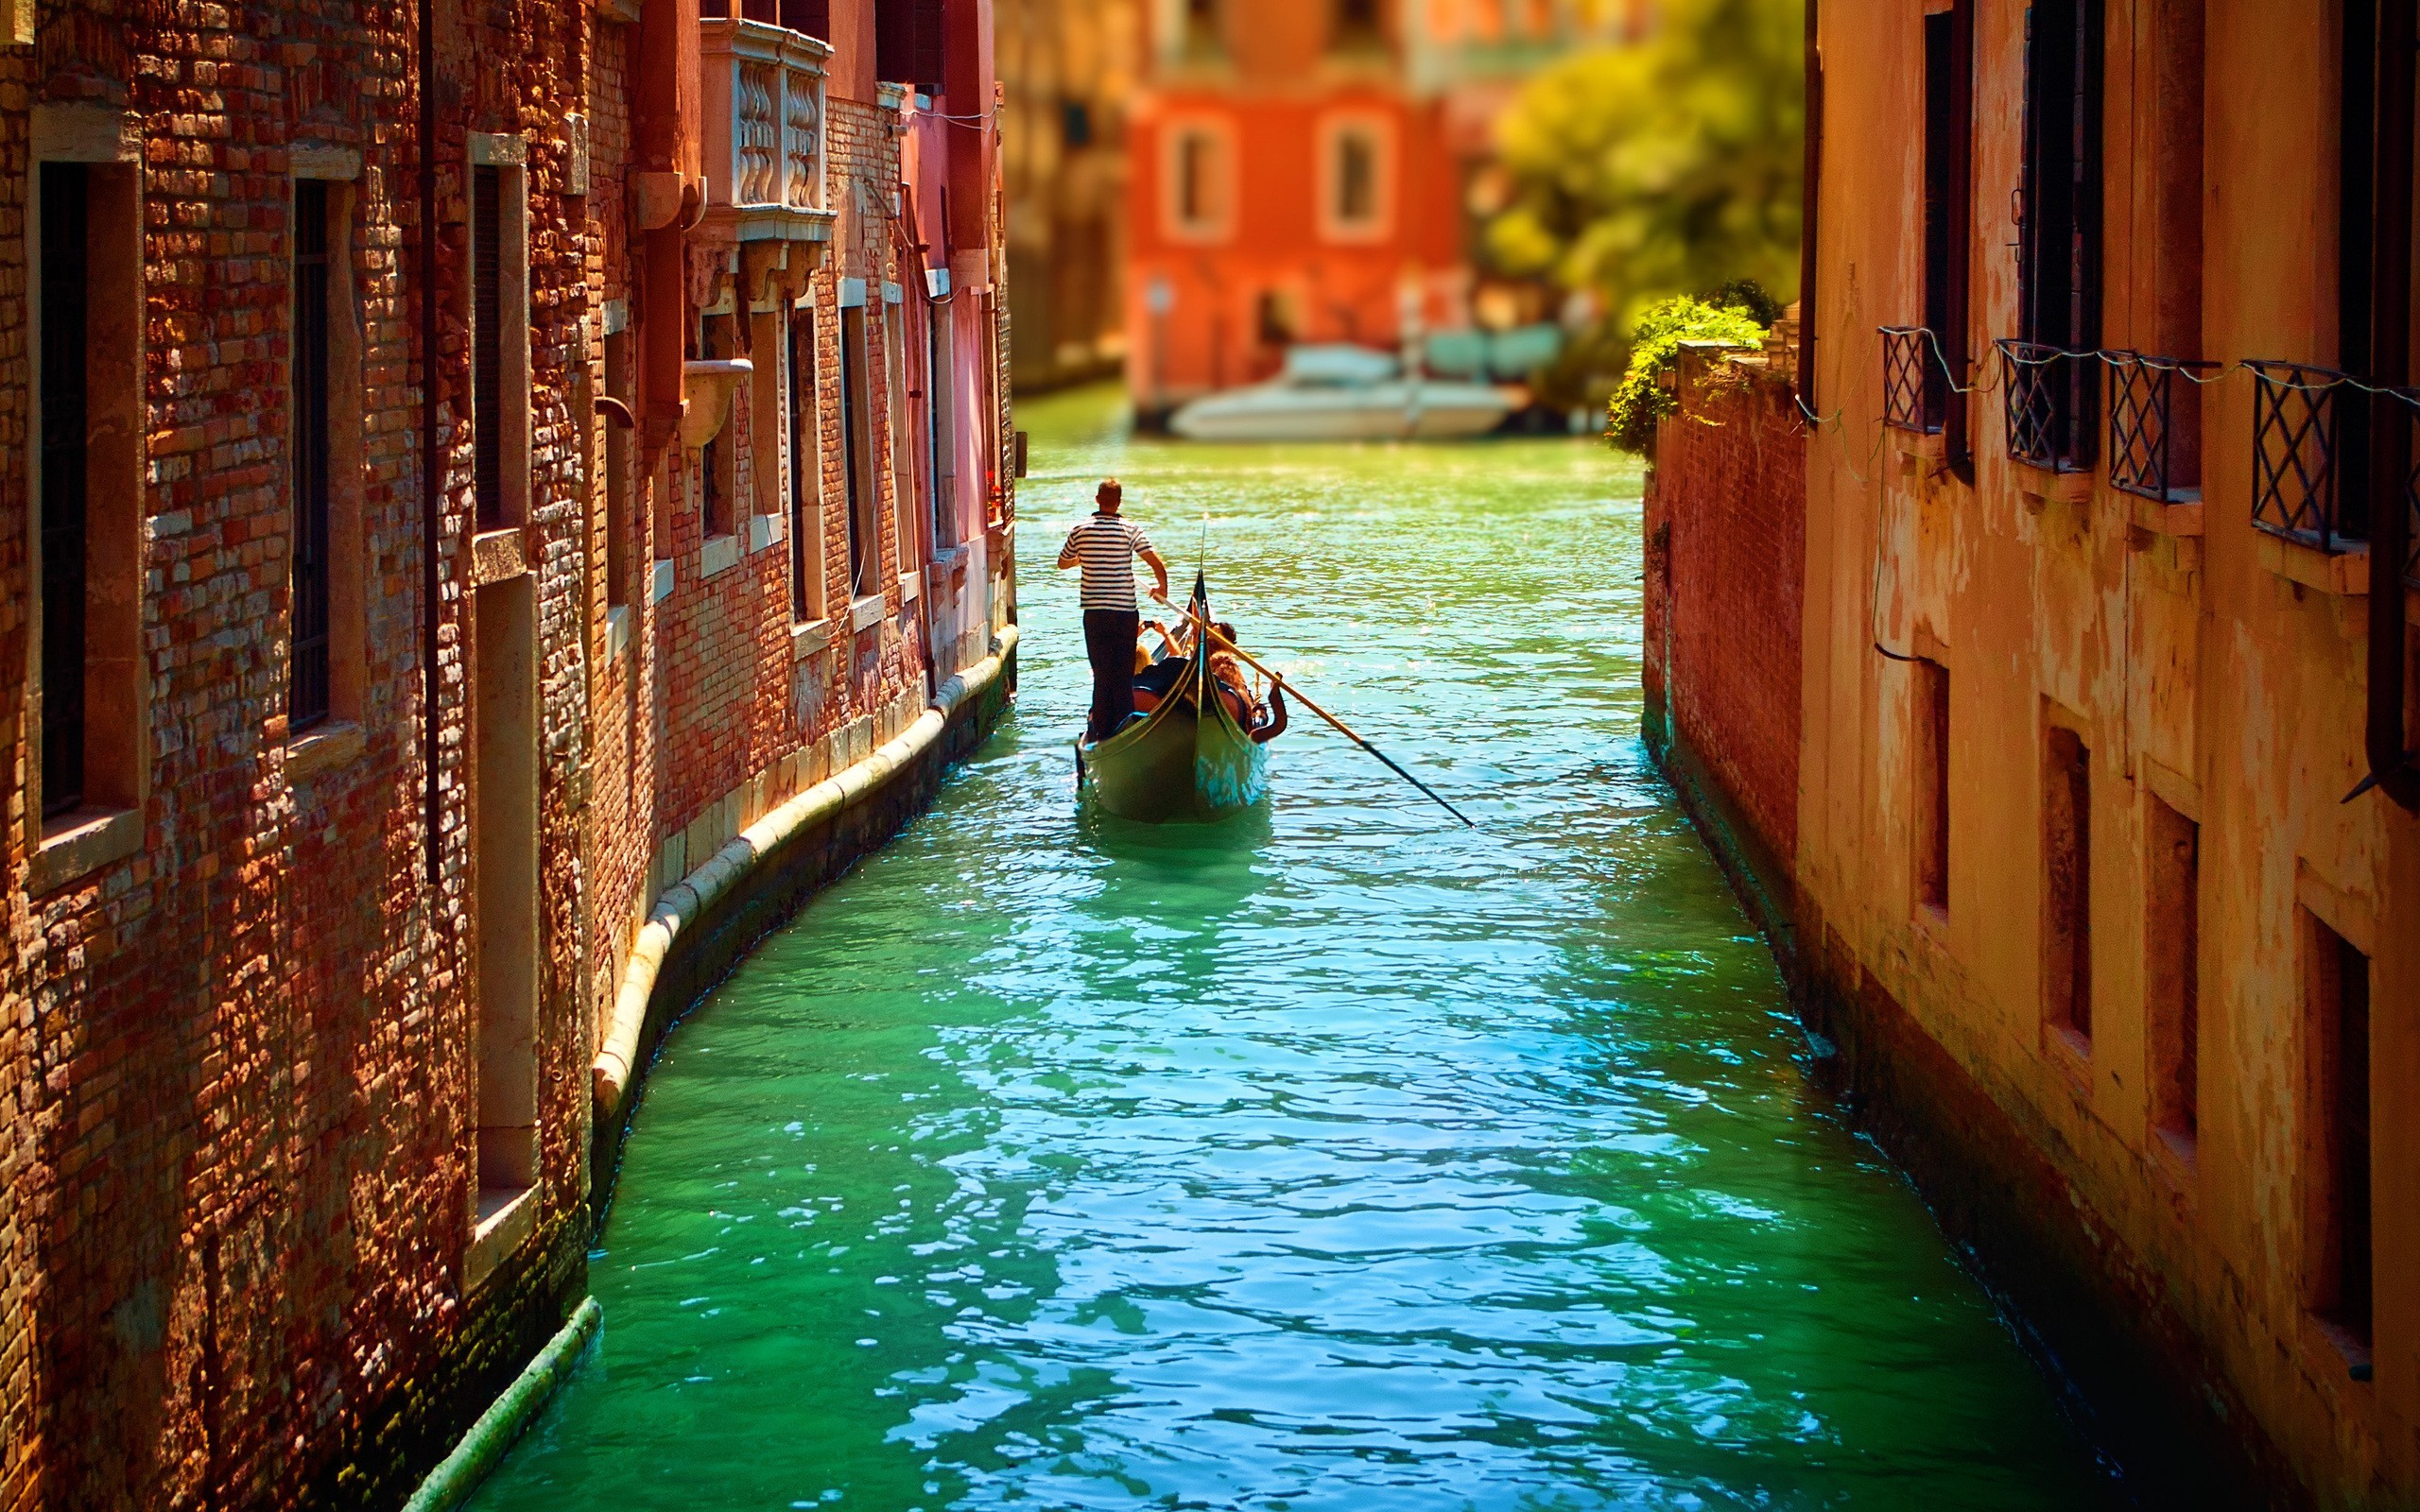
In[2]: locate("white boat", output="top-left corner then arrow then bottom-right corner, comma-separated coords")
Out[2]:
1168,344 -> 1515,441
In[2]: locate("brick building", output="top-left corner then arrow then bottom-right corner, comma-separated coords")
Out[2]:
0,0 -> 1015,1500
1649,4 -> 2417,1503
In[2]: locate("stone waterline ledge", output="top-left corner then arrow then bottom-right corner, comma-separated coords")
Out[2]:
588,625 -> 1020,1215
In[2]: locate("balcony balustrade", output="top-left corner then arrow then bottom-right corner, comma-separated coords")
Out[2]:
1997,339 -> 2097,475
700,17 -> 834,246
1880,326 -> 1945,435
2103,351 -> 2216,503
2247,361 -> 2360,554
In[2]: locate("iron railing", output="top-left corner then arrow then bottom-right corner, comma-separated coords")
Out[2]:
1998,339 -> 2098,473
1880,326 -> 1944,435
2104,351 -> 2215,502
2248,361 -> 2356,552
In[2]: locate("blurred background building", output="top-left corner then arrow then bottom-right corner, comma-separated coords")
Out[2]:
999,0 -> 1139,390
1003,0 -> 1651,410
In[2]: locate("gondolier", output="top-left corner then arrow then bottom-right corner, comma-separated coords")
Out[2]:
1059,479 -> 1171,740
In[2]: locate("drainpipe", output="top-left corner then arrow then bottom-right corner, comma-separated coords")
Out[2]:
419,0 -> 441,885
1795,0 -> 1819,416
2363,0 -> 2419,811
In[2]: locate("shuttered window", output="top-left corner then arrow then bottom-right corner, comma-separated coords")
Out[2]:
291,180 -> 334,730
789,308 -> 821,622
39,163 -> 90,816
1921,3 -> 1974,469
473,164 -> 504,530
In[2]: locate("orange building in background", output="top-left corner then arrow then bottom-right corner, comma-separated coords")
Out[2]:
1126,0 -> 1646,420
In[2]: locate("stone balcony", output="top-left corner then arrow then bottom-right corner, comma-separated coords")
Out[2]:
699,18 -> 836,250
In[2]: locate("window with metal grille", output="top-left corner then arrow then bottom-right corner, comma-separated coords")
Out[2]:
473,164 -> 504,530
701,314 -> 735,540
2013,0 -> 2103,472
39,162 -> 89,816
290,180 -> 334,730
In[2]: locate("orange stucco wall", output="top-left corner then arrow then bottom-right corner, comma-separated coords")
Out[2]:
1789,2 -> 2418,1502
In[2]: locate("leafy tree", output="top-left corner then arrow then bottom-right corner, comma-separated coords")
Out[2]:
1488,0 -> 1804,405
1603,292 -> 1768,455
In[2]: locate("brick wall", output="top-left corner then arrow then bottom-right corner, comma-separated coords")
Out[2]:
1643,336 -> 1806,883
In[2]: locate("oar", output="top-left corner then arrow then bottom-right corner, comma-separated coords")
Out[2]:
1156,593 -> 1476,828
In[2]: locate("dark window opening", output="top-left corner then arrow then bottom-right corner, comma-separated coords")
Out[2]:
1913,659 -> 1951,917
781,0 -> 830,37
1921,3 -> 1974,470
1061,100 -> 1093,150
1331,0 -> 1382,50
39,163 -> 90,817
1336,131 -> 1377,223
875,0 -> 945,90
2014,0 -> 2103,469
473,164 -> 505,531
789,308 -> 819,623
606,330 -> 632,610
701,314 -> 735,540
2042,722 -> 2093,1045
291,180 -> 334,730
2309,920 -> 2374,1350
2147,797 -> 2200,1151
839,305 -> 873,598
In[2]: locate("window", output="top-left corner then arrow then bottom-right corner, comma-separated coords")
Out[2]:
838,297 -> 878,599
1330,0 -> 1382,51
2304,915 -> 2373,1355
1167,124 -> 1234,242
1911,659 -> 1951,918
886,299 -> 921,572
1182,0 -> 1221,57
700,314 -> 738,541
2042,720 -> 2093,1048
33,155 -> 144,835
474,576 -> 539,1218
2143,0 -> 2204,493
2014,0 -> 2103,468
875,0 -> 944,90
1318,118 -> 1391,243
788,304 -> 824,622
2146,795 -> 2200,1157
40,163 -> 91,816
468,151 -> 529,531
1921,3 -> 1974,471
2334,0 -> 2420,539
604,329 -> 633,610
1337,130 -> 1375,222
291,180 -> 334,730
927,308 -> 957,552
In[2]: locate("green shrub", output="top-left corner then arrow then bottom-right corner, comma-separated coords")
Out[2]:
1603,292 -> 1768,454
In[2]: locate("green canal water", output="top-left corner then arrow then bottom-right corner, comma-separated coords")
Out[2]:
472,389 -> 2112,1510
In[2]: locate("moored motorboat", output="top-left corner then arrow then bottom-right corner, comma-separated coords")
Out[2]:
1168,344 -> 1514,442
1077,580 -> 1275,822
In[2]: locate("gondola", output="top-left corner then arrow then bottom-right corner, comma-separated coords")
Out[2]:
1076,576 -> 1273,822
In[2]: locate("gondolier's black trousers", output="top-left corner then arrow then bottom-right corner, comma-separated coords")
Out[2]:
1082,609 -> 1140,742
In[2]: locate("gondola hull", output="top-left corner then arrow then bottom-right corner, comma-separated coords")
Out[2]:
1078,649 -> 1269,823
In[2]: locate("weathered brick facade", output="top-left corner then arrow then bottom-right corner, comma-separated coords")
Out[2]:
1642,334 -> 1806,894
0,0 -> 1015,1500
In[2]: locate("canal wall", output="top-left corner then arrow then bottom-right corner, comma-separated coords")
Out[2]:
1641,318 -> 2343,1506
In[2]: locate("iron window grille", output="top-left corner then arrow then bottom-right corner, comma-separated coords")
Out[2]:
2104,350 -> 2217,502
1881,326 -> 1945,435
2247,361 -> 2359,552
290,180 -> 333,731
1999,339 -> 2098,473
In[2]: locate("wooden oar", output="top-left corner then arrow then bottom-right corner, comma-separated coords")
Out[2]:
1157,593 -> 1477,828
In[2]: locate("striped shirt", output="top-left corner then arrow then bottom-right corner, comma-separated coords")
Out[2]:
1061,512 -> 1155,612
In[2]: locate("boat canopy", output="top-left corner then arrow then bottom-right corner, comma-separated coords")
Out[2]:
1280,344 -> 1400,386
